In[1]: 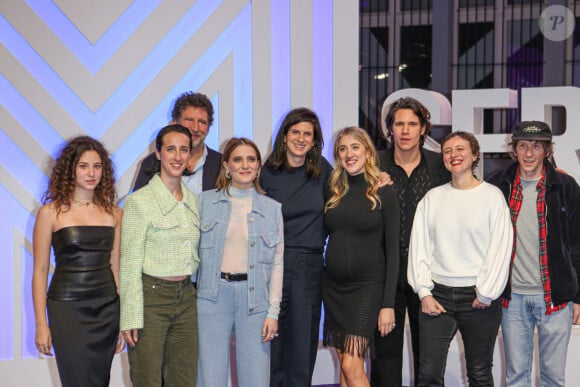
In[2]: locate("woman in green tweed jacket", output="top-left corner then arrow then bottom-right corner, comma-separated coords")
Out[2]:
120,124 -> 200,387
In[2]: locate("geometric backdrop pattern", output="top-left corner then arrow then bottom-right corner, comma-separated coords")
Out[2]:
0,3 -> 358,382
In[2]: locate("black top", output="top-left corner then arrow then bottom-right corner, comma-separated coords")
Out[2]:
378,147 -> 449,289
324,173 -> 401,307
48,226 -> 117,301
132,146 -> 222,192
259,157 -> 333,252
322,173 -> 400,356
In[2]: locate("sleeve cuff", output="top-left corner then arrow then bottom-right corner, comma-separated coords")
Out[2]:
418,288 -> 432,300
476,290 -> 493,305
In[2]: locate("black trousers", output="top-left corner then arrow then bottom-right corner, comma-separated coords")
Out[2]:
270,248 -> 323,387
417,283 -> 501,387
371,284 -> 421,387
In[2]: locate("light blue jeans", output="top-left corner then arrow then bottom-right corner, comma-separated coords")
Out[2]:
501,293 -> 572,387
197,279 -> 270,387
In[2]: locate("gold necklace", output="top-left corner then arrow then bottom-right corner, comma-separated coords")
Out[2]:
72,198 -> 93,207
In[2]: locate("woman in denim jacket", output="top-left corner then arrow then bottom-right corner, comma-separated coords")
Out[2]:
197,137 -> 284,387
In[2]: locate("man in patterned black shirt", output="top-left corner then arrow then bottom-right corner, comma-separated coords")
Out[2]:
372,97 -> 449,387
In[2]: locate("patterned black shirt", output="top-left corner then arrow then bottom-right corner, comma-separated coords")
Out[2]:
388,156 -> 432,257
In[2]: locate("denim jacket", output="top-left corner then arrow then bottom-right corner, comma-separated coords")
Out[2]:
197,187 -> 284,318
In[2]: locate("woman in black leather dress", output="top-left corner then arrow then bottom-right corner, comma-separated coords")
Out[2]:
32,136 -> 125,387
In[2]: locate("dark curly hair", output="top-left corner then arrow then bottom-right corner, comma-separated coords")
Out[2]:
384,97 -> 432,147
43,136 -> 117,215
171,92 -> 214,127
265,107 -> 324,178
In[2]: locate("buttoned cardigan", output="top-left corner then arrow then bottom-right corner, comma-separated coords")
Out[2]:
120,174 -> 200,331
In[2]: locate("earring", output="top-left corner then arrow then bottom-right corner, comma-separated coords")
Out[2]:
225,170 -> 231,179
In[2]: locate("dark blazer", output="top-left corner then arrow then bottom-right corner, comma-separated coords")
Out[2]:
488,160 -> 580,305
132,146 -> 222,192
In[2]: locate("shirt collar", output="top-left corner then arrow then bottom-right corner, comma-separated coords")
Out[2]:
191,144 -> 208,173
211,187 -> 268,217
150,174 -> 198,215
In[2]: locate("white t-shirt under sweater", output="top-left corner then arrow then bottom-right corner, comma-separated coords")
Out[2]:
408,181 -> 513,305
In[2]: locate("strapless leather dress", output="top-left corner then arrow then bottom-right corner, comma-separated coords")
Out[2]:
47,226 -> 119,387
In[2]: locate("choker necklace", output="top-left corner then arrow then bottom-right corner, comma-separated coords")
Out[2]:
72,199 -> 93,207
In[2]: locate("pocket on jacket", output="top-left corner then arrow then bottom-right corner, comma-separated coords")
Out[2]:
199,220 -> 219,249
151,219 -> 180,230
257,233 -> 280,263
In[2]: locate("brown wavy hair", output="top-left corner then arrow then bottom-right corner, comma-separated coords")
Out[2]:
384,97 -> 432,146
325,127 -> 381,211
216,137 -> 265,195
264,107 -> 324,178
509,139 -> 554,160
42,136 -> 117,215
171,91 -> 214,127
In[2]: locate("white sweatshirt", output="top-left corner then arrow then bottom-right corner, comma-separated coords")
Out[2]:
408,181 -> 513,305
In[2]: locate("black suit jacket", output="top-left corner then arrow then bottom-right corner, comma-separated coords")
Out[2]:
132,146 -> 222,192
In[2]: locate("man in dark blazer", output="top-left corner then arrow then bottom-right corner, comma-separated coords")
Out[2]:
133,92 -> 222,193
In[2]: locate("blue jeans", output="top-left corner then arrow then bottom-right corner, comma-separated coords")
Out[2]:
501,293 -> 572,387
197,279 -> 270,387
418,283 -> 502,387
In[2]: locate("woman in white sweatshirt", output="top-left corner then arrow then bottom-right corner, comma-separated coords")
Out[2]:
408,131 -> 512,386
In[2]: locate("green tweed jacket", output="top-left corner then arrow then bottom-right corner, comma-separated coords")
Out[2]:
120,174 -> 200,331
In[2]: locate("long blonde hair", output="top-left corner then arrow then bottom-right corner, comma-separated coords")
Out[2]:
325,127 -> 381,211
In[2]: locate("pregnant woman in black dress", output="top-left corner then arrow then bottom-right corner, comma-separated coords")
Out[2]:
324,127 -> 400,386
32,136 -> 125,387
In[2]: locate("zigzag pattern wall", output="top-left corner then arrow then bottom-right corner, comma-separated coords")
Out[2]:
0,0 -> 358,361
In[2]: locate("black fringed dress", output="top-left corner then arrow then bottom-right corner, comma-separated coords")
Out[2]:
323,173 -> 400,358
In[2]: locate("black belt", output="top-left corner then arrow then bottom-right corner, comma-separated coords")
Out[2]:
221,272 -> 248,282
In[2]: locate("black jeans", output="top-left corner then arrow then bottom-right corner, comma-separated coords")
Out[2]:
371,284 -> 421,387
417,283 -> 501,387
